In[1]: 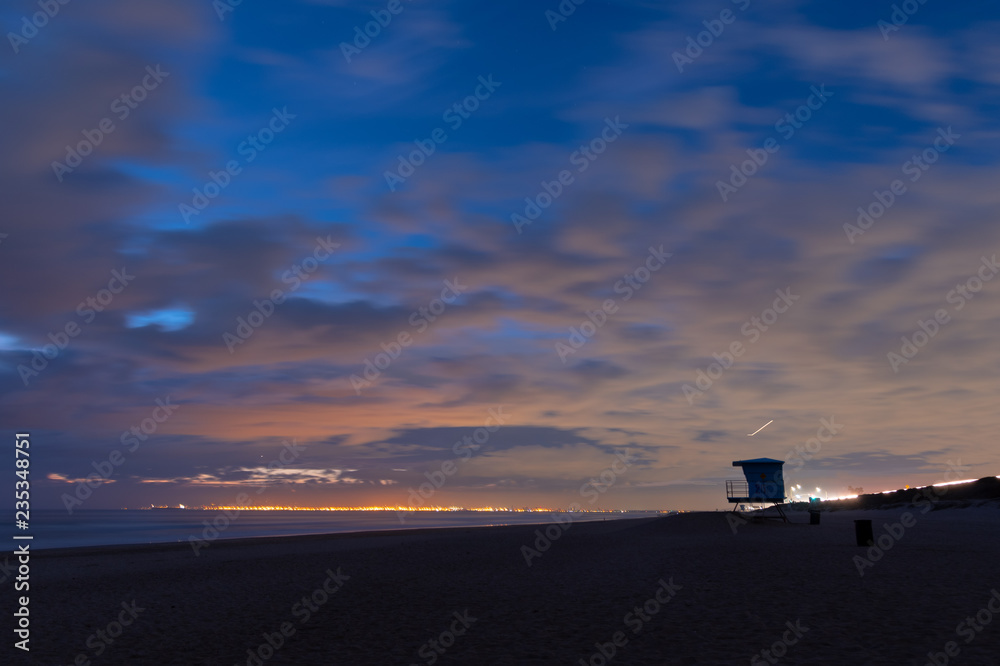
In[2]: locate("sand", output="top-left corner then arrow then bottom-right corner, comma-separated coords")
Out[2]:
11,506 -> 1000,665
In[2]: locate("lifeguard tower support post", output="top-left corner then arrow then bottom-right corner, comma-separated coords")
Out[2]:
726,458 -> 787,521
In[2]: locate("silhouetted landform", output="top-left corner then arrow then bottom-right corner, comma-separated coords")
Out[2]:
792,475 -> 1000,512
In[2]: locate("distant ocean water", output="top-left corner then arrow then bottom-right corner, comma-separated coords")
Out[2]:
21,509 -> 666,551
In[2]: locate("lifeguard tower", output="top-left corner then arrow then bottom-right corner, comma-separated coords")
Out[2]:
726,457 -> 787,521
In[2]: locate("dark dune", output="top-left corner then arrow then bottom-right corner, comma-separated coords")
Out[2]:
816,475 -> 1000,511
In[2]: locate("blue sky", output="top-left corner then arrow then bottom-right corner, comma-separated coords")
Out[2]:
2,0 -> 1000,510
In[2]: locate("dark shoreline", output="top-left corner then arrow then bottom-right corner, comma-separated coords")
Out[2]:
31,514 -> 663,558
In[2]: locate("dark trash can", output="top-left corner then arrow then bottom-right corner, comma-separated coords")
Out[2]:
809,510 -> 820,525
854,519 -> 874,546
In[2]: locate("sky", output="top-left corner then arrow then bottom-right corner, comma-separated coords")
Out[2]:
2,0 -> 999,512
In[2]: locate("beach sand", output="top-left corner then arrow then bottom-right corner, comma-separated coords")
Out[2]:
14,506 -> 1000,665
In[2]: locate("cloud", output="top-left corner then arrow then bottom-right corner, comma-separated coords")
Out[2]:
5,0 -> 1000,511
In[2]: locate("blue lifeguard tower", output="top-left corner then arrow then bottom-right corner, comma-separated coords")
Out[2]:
727,457 -> 787,521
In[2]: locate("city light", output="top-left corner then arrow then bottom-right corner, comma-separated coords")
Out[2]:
136,504 -> 668,513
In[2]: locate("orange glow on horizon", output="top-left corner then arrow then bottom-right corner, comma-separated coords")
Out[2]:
136,504 -> 668,513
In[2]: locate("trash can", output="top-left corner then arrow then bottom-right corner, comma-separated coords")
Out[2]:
809,510 -> 820,525
854,519 -> 873,546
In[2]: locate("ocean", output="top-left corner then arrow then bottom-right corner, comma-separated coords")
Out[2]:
18,509 -> 665,551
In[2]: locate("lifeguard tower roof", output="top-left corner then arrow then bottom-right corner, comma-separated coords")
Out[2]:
732,457 -> 784,465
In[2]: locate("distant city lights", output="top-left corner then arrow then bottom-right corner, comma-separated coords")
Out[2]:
136,504 -> 670,513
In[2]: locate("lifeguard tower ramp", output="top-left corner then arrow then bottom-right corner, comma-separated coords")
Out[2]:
727,457 -> 787,522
